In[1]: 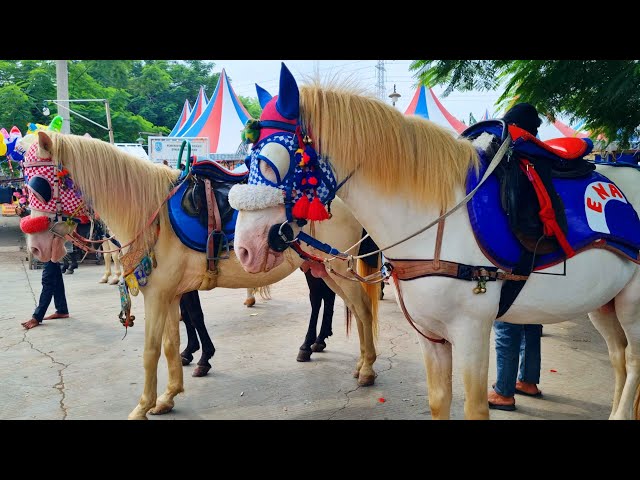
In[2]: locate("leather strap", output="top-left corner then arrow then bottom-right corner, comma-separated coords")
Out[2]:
204,178 -> 222,273
392,270 -> 447,344
433,219 -> 445,270
387,258 -> 529,282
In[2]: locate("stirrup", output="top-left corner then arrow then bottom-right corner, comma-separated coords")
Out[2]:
207,231 -> 230,261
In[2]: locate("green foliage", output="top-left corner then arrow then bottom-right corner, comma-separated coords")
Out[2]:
410,60 -> 640,147
0,60 -> 263,146
239,95 -> 263,119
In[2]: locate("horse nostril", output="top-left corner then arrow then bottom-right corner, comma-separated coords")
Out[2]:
30,247 -> 41,259
237,247 -> 250,265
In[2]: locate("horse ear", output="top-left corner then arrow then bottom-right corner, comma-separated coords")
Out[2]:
37,131 -> 53,154
256,84 -> 273,109
276,63 -> 299,120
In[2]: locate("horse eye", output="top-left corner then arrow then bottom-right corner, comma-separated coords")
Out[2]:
258,142 -> 291,183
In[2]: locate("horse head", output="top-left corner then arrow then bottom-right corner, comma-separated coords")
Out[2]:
20,131 -> 88,262
230,63 -> 339,273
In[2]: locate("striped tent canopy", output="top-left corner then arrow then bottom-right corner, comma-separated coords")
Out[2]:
174,86 -> 209,137
181,69 -> 250,154
405,85 -> 467,134
168,99 -> 192,137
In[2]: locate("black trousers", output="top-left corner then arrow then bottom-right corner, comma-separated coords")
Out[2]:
33,261 -> 68,322
303,270 -> 336,344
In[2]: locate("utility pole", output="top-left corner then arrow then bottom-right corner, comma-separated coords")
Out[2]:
375,60 -> 386,100
55,60 -> 70,134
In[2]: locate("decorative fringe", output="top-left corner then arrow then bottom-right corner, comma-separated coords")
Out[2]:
307,196 -> 330,221
292,194 -> 310,219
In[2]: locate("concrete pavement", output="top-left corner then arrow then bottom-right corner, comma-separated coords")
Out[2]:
0,214 -> 614,420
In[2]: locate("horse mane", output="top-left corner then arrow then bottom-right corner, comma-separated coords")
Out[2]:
49,133 -> 179,252
299,81 -> 479,209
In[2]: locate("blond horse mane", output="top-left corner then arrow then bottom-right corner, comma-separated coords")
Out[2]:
48,133 -> 180,253
299,81 -> 480,210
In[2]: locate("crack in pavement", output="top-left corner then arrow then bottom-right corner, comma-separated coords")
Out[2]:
327,383 -> 361,420
22,334 -> 69,420
18,259 -> 69,419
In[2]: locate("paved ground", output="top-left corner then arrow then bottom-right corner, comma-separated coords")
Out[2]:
0,214 -> 616,420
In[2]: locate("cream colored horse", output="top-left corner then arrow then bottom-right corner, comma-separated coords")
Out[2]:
99,238 -> 122,285
23,131 -> 379,420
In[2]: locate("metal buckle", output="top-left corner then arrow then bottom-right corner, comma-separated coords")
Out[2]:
49,220 -> 77,238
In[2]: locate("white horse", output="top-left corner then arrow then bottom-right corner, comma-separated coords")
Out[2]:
230,63 -> 640,420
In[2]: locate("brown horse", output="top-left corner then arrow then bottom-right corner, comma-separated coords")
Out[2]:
22,131 -> 379,419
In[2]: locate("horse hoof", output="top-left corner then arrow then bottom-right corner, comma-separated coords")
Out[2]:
149,402 -> 174,415
181,355 -> 192,366
357,373 -> 376,387
98,276 -> 108,283
244,297 -> 256,307
310,341 -> 326,352
192,365 -> 211,377
352,369 -> 360,378
297,349 -> 312,362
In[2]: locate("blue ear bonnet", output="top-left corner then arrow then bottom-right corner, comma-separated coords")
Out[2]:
245,132 -> 338,206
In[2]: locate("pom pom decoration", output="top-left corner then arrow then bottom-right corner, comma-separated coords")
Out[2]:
20,215 -> 51,234
241,119 -> 261,144
307,195 -> 330,221
292,194 -> 310,219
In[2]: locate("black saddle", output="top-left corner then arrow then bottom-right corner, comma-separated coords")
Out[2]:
181,160 -> 248,229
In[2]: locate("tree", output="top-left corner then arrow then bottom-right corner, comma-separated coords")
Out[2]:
239,95 -> 262,119
410,60 -> 640,147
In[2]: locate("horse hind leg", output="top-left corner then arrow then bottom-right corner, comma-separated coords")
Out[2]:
588,304 -> 628,419
608,271 -> 640,420
150,297 -> 185,416
244,288 -> 256,307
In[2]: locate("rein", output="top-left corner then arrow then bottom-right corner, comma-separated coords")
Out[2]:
59,174 -> 191,255
291,134 -> 512,284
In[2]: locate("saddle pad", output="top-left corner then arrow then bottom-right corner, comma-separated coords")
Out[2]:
167,180 -> 238,253
466,150 -> 640,270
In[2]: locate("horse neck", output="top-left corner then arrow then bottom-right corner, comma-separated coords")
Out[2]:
61,140 -> 177,246
338,176 -> 463,259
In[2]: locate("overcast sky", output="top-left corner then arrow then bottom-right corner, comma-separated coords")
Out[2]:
211,59 -> 567,140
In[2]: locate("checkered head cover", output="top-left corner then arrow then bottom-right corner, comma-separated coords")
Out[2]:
22,141 -> 87,219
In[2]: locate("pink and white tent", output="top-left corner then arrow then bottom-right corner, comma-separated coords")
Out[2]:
181,69 -> 251,154
168,99 -> 192,137
174,86 -> 209,137
405,85 -> 467,134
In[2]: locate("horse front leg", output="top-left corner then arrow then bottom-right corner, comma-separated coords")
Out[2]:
109,241 -> 122,284
453,317 -> 493,420
128,292 -> 169,420
99,247 -> 111,283
418,336 -> 453,419
150,296 -> 184,415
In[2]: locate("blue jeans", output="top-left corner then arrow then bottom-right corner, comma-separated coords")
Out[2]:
493,321 -> 542,397
33,261 -> 68,323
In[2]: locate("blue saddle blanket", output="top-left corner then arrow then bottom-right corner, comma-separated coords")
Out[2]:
466,151 -> 640,270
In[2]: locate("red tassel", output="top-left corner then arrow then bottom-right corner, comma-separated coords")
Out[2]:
292,194 -> 310,219
307,196 -> 330,221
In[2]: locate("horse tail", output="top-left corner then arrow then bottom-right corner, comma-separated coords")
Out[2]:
356,256 -> 380,342
635,384 -> 640,420
255,285 -> 272,300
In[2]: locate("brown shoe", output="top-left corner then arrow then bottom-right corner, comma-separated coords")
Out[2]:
488,389 -> 516,411
515,381 -> 543,397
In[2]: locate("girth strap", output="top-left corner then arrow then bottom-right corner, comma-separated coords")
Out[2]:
204,178 -> 222,273
387,259 -> 528,282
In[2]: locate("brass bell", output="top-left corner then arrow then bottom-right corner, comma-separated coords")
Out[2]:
480,287 -> 487,293
473,287 -> 481,294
